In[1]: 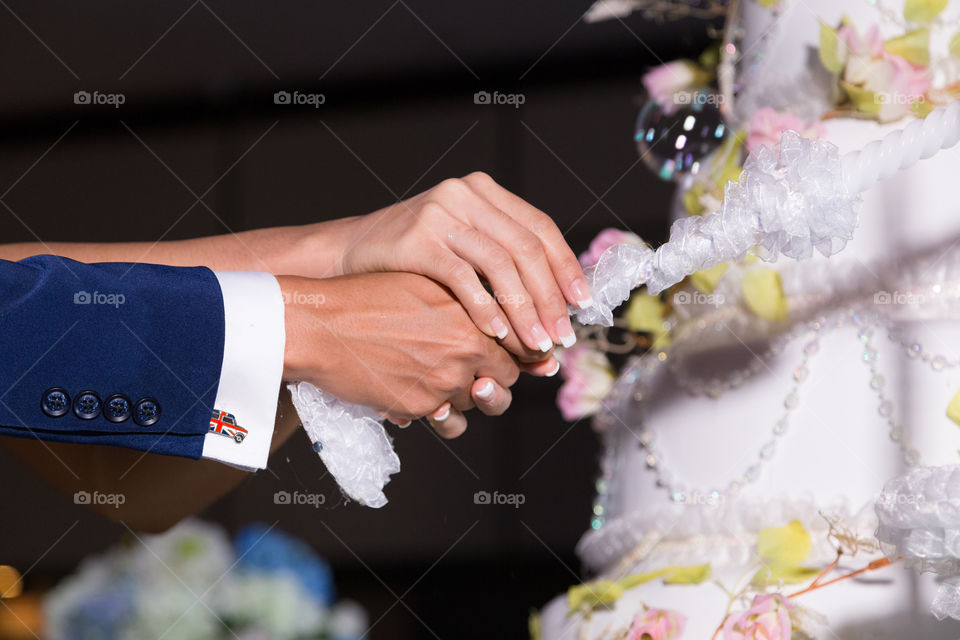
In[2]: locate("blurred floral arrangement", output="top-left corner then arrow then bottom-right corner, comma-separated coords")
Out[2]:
43,519 -> 366,640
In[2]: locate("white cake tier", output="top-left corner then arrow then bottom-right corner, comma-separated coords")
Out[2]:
585,107 -> 960,572
538,0 -> 960,635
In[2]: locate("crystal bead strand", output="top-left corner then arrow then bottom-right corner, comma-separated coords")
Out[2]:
859,320 -> 921,465
668,331 -> 793,399
587,309 -> 937,520
631,322 -> 822,505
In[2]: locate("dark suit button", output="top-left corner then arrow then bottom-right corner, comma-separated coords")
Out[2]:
133,397 -> 160,427
41,388 -> 70,417
103,394 -> 131,423
73,391 -> 101,420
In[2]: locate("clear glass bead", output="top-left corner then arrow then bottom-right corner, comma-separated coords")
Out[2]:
878,400 -> 894,417
727,480 -> 741,497
862,348 -> 877,363
905,448 -> 920,466
773,419 -> 788,435
744,465 -> 760,483
803,341 -> 819,356
645,453 -> 659,468
932,355 -> 948,371
907,344 -> 921,359
760,441 -> 776,460
793,366 -> 808,382
870,375 -> 885,390
889,426 -> 902,442
784,392 -> 799,409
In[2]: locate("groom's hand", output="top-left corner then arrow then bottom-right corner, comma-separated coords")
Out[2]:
279,273 -> 544,429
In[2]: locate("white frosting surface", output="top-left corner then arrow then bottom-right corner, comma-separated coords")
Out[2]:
542,0 -> 960,635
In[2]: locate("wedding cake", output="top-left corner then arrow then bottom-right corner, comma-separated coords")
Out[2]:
539,0 -> 960,636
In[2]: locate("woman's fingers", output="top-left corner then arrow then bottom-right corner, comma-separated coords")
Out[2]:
495,326 -> 558,365
462,202 -> 576,349
421,248 -> 510,340
427,402 -> 467,438
463,171 -> 593,309
471,377 -> 512,416
445,227 -> 552,353
444,187 -> 575,351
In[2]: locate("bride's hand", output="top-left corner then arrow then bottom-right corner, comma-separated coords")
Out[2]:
336,172 -> 591,353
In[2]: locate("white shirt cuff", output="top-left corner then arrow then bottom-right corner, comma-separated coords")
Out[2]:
202,271 -> 285,471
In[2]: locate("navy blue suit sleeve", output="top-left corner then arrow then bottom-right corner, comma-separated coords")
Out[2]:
0,255 -> 225,459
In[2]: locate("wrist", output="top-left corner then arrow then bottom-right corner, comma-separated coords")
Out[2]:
279,275 -> 317,382
278,275 -> 347,386
286,217 -> 363,279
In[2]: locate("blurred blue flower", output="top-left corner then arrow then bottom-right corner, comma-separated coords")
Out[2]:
234,524 -> 335,606
61,579 -> 134,640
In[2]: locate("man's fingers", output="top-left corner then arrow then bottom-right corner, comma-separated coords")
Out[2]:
521,356 -> 561,378
471,377 -> 512,416
476,340 -> 521,388
427,402 -> 467,438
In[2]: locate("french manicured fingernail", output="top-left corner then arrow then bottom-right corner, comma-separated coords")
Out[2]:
546,359 -> 561,377
431,404 -> 451,422
396,420 -> 411,428
556,318 -> 576,348
475,380 -> 495,399
491,316 -> 509,340
531,323 -> 552,352
571,278 -> 593,309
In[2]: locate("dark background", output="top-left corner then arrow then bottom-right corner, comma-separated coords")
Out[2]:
0,2 -> 714,637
